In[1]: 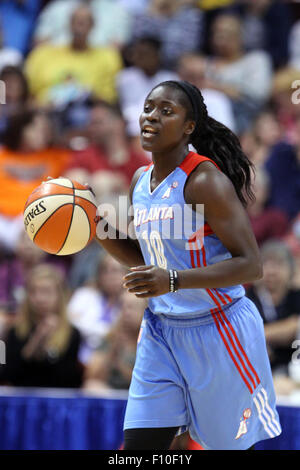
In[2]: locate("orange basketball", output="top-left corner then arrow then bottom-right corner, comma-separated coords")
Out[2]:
23,177 -> 98,255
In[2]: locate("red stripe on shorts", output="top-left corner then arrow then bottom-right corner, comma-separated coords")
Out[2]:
190,238 -> 260,393
211,308 -> 254,394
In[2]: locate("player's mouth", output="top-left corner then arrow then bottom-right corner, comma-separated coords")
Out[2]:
141,125 -> 159,139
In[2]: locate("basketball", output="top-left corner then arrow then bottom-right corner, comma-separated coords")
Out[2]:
23,177 -> 98,256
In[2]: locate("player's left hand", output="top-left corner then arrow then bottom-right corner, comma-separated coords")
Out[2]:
123,265 -> 170,298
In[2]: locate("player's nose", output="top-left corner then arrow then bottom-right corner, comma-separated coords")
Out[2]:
146,108 -> 160,122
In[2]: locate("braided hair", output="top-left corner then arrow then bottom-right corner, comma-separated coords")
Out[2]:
150,80 -> 255,207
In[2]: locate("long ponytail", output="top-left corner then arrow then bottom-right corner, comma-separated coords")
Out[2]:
153,80 -> 255,207
191,116 -> 255,207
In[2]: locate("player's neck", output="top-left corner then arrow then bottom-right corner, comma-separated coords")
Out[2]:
151,145 -> 189,182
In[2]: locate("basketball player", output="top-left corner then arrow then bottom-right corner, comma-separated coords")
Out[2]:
95,80 -> 281,450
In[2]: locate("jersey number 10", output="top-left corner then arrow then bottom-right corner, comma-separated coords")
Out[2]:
141,230 -> 167,269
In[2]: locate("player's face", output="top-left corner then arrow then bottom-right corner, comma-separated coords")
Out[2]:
139,86 -> 194,153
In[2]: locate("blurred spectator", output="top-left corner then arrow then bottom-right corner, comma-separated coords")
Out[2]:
0,109 -> 70,250
289,18 -> 300,70
67,240 -> 101,291
231,0 -> 292,69
84,291 -> 145,390
0,18 -> 22,72
119,0 -> 150,14
117,36 -> 178,138
177,52 -> 236,132
65,101 -> 149,198
0,66 -> 29,109
26,4 -> 122,105
241,110 -> 282,168
0,0 -> 42,55
0,264 -> 83,388
284,215 -> 300,291
34,0 -> 132,49
271,67 -> 300,145
198,0 -> 234,8
0,231 -> 70,314
131,0 -> 204,69
206,13 -> 272,134
264,128 -> 300,221
0,231 -> 46,313
68,253 -> 126,364
247,240 -> 300,374
248,166 -> 289,246
250,111 -> 282,163
0,66 -> 30,140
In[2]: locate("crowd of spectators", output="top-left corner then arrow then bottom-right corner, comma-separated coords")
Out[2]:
0,0 -> 299,425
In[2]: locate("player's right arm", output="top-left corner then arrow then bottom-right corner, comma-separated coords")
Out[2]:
94,167 -> 146,267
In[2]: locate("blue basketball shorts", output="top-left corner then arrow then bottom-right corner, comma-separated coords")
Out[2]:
123,296 -> 282,450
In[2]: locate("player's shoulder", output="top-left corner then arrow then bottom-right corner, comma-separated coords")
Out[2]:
185,160 -> 235,205
188,160 -> 227,186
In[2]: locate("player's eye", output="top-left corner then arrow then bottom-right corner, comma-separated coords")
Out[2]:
144,104 -> 152,113
162,108 -> 172,115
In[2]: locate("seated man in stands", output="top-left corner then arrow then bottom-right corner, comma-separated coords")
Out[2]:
25,4 -> 122,105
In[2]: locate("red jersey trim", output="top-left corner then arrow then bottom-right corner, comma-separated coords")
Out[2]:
179,151 -> 220,175
143,163 -> 153,172
181,151 -> 219,236
143,152 -> 219,175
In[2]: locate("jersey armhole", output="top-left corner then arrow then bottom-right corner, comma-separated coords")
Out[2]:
179,151 -> 220,175
130,165 -> 150,203
181,152 -> 220,237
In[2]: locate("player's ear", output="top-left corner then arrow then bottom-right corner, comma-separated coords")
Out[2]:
184,120 -> 196,137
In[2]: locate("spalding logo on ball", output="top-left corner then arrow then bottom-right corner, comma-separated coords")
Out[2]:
24,177 -> 98,255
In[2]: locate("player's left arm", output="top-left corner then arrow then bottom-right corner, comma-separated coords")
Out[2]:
177,167 -> 263,289
123,167 -> 263,297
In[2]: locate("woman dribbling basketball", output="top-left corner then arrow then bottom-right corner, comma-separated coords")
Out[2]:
94,80 -> 281,450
